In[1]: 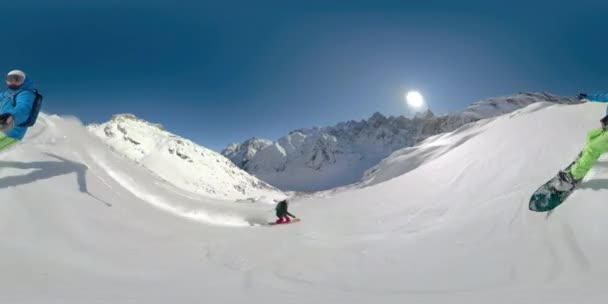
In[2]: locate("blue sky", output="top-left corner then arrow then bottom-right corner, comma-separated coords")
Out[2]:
3,1 -> 608,150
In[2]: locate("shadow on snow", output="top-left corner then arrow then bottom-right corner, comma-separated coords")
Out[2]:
0,153 -> 111,207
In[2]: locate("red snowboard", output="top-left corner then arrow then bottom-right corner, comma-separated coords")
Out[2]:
267,218 -> 301,226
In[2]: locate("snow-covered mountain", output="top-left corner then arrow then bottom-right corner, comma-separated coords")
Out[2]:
223,92 -> 579,191
88,114 -> 283,201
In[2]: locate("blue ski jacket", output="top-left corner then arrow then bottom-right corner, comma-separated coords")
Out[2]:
0,78 -> 36,140
586,93 -> 608,116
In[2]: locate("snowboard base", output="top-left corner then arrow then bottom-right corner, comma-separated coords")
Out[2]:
529,174 -> 575,212
529,152 -> 582,213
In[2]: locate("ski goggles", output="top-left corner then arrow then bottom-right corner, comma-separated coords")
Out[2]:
6,74 -> 24,84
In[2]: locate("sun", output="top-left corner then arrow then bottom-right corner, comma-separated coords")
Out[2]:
406,91 -> 425,108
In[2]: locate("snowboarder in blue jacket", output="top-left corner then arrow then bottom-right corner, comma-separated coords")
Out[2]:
0,70 -> 41,151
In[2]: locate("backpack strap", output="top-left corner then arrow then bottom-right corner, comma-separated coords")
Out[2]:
10,89 -> 39,106
10,90 -> 21,107
9,89 -> 42,127
11,89 -> 25,106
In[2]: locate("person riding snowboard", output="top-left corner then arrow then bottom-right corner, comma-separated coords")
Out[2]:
275,199 -> 296,224
554,92 -> 608,191
0,70 -> 41,151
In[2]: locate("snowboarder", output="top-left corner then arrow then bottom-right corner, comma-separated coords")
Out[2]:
553,92 -> 608,191
0,70 -> 42,152
275,199 -> 297,224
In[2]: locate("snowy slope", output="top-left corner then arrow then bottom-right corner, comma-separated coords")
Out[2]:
360,118 -> 496,186
224,92 -> 578,191
4,102 -> 608,303
288,101 -> 608,302
88,114 -> 283,201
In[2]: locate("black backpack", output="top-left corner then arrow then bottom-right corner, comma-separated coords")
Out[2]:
11,89 -> 43,127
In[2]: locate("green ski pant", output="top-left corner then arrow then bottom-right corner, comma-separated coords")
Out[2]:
570,128 -> 608,180
0,133 -> 18,153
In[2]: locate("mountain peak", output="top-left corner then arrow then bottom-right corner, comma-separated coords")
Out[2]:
109,113 -> 165,131
111,113 -> 138,120
88,115 -> 282,200
369,112 -> 386,121
414,109 -> 435,119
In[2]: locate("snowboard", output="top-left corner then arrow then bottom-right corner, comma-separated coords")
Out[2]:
529,155 -> 581,212
267,218 -> 301,226
529,174 -> 576,212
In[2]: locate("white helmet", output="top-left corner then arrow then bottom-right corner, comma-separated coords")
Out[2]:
7,69 -> 26,84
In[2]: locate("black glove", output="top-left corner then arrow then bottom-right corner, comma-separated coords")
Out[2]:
577,93 -> 588,100
601,115 -> 608,130
0,114 -> 14,132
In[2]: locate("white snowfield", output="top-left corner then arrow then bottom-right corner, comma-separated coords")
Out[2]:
2,102 -> 608,303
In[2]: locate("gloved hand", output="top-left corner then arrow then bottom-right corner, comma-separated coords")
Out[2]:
0,114 -> 14,132
601,115 -> 608,130
578,93 -> 588,101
